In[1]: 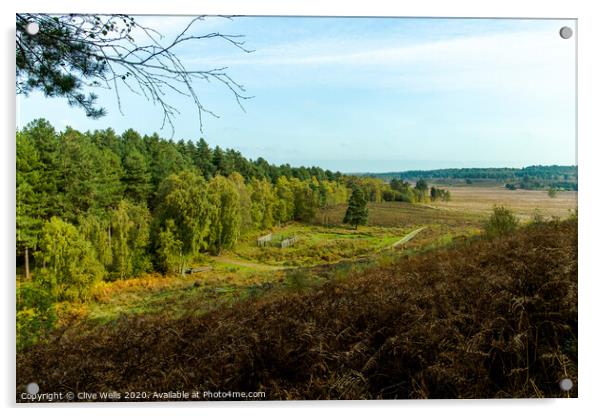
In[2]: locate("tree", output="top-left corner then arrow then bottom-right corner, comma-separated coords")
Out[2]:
146,135 -> 193,193
343,187 -> 369,229
249,178 -> 276,229
16,14 -> 252,134
110,200 -> 151,279
35,217 -> 104,301
16,132 -> 45,279
229,172 -> 254,235
154,171 -> 211,274
415,179 -> 428,192
93,146 -> 125,209
207,175 -> 241,255
17,281 -> 57,350
78,210 -> 113,268
291,178 -> 319,222
212,146 -> 235,177
274,176 -> 295,224
122,149 -> 152,204
548,188 -> 558,198
156,219 -> 183,275
484,206 -> 519,237
21,119 -> 61,218
194,138 -> 215,179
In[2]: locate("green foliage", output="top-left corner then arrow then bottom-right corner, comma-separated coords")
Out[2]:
343,187 -> 369,229
274,176 -> 296,224
35,217 -> 104,301
285,269 -> 310,291
16,131 -> 45,276
415,179 -> 428,192
17,282 -> 56,350
369,165 -> 578,191
413,179 -> 430,202
146,134 -> 194,192
207,176 -> 242,255
430,186 -> 451,202
229,172 -> 254,234
291,178 -> 319,222
154,171 -> 211,272
531,209 -> 545,225
250,178 -> 276,228
484,206 -> 519,237
122,148 -> 152,204
548,188 -> 558,198
110,200 -> 152,279
157,219 -> 184,275
78,211 -> 112,267
16,14 -> 114,118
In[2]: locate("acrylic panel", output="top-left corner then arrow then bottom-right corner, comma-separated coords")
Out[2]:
16,14 -> 577,402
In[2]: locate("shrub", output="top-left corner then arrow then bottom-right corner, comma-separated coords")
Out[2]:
285,269 -> 310,291
531,209 -> 545,224
16,282 -> 56,350
485,206 -> 519,237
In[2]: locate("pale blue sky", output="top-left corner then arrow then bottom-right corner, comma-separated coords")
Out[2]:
17,17 -> 576,172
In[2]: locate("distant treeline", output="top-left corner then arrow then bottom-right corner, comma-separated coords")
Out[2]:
363,165 -> 578,191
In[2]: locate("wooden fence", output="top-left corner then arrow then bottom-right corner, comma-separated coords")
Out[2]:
257,233 -> 272,247
280,236 -> 299,248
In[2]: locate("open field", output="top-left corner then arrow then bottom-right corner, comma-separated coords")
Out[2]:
431,186 -> 577,220
17,220 -> 577,400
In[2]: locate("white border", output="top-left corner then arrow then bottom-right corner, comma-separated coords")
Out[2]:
3,1 -> 601,415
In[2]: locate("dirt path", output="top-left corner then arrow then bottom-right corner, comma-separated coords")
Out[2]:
390,227 -> 426,249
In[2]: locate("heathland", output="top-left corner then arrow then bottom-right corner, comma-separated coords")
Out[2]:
16,119 -> 578,400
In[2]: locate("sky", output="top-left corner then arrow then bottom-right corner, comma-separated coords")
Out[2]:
16,16 -> 577,173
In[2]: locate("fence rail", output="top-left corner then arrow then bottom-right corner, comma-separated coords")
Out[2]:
280,236 -> 299,248
257,233 -> 273,247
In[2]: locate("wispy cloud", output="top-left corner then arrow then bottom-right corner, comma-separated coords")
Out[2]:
184,27 -> 574,97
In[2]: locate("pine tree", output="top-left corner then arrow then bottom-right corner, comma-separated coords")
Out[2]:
343,187 -> 369,229
22,119 -> 61,217
122,149 -> 152,204
16,132 -> 44,279
194,138 -> 215,180
93,146 -> 125,210
56,128 -> 98,219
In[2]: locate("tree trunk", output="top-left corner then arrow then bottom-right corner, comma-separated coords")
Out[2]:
24,247 -> 30,280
